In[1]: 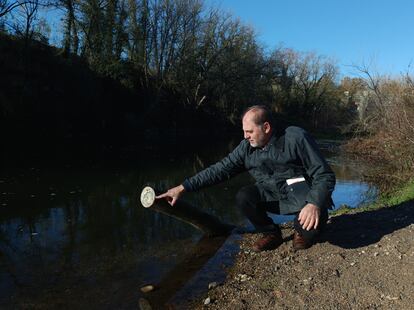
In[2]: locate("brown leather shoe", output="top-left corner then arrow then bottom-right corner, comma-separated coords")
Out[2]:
293,231 -> 312,251
252,232 -> 283,252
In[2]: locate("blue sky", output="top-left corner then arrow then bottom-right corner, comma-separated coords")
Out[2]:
207,0 -> 414,77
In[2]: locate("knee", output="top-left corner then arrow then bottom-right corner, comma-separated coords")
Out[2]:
293,211 -> 326,242
235,186 -> 258,205
235,186 -> 261,212
235,187 -> 250,204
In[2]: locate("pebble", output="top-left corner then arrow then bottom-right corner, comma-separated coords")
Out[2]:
235,274 -> 252,282
138,298 -> 152,310
374,252 -> 379,257
274,290 -> 284,298
140,285 -> 155,293
334,269 -> 340,277
381,294 -> 399,301
350,262 -> 356,266
31,232 -> 38,236
203,297 -> 211,305
208,282 -> 218,290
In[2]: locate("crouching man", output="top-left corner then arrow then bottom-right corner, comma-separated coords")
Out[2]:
157,105 -> 336,252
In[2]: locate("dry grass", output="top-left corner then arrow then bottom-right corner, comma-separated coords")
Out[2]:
342,74 -> 414,193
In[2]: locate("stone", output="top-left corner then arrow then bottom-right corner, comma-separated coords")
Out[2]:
140,285 -> 155,293
235,273 -> 251,282
203,297 -> 211,305
240,274 -> 249,282
140,186 -> 155,208
138,298 -> 152,310
208,282 -> 218,290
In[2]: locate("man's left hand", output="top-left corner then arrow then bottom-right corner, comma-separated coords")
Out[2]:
298,203 -> 320,231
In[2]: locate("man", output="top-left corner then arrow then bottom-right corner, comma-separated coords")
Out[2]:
156,105 -> 335,252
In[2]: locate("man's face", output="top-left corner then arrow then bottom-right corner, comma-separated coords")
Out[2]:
242,113 -> 271,148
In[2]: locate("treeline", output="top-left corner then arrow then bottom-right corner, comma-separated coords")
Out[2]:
342,68 -> 414,190
1,0 -> 355,147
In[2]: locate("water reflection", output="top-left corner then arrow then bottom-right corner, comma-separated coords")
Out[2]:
329,155 -> 378,208
0,140 -> 376,307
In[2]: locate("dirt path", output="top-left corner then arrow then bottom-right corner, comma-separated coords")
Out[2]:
187,201 -> 414,309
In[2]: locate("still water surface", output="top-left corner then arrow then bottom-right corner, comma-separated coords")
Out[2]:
0,140 -> 375,306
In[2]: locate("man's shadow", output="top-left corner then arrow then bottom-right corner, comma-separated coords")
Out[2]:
320,200 -> 414,249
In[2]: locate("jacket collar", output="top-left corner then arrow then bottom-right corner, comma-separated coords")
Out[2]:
262,130 -> 284,151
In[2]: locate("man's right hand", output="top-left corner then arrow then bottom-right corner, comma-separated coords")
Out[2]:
155,185 -> 185,206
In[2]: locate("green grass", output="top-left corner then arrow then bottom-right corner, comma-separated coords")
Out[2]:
380,179 -> 414,206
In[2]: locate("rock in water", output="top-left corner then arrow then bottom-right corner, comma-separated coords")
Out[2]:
139,298 -> 152,310
140,285 -> 155,293
140,187 -> 155,208
204,297 -> 211,305
208,282 -> 218,290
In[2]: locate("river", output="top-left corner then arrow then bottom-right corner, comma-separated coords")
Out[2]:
0,139 -> 376,308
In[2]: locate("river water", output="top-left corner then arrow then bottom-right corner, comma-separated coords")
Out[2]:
0,139 -> 376,307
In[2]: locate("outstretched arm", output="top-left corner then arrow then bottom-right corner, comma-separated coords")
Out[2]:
157,140 -> 247,206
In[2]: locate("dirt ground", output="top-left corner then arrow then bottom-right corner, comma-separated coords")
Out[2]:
186,201 -> 414,310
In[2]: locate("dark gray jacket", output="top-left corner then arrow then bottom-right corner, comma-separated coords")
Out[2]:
182,126 -> 336,214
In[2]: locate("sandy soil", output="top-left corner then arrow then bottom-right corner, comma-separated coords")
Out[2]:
187,201 -> 414,310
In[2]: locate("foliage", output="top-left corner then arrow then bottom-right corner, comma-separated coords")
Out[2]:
267,48 -> 348,130
0,0 -> 354,146
341,65 -> 414,200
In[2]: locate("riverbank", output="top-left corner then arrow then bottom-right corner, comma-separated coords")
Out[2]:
184,182 -> 414,309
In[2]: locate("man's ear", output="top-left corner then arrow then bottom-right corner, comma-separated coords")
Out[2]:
263,122 -> 271,134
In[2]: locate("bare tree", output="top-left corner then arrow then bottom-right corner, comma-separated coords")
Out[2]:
0,0 -> 23,18
77,0 -> 105,61
267,48 -> 339,128
60,0 -> 79,55
11,0 -> 40,43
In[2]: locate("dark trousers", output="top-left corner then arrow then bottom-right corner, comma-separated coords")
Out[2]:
235,185 -> 328,242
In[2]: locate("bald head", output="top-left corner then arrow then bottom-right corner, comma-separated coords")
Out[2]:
242,105 -> 274,127
242,105 -> 273,148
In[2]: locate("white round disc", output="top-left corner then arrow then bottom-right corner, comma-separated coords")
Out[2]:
140,186 -> 155,208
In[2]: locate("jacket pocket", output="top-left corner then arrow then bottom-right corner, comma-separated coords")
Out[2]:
279,179 -> 310,213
